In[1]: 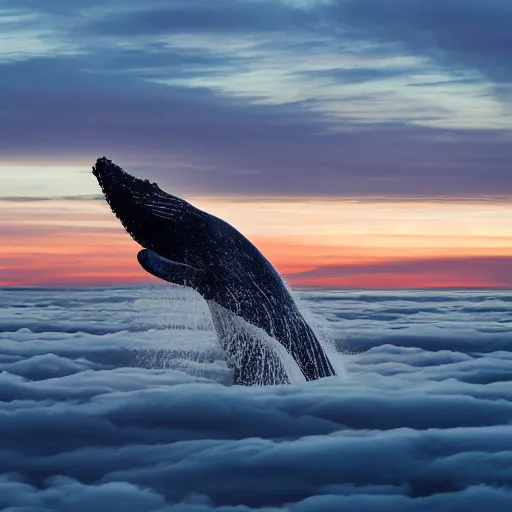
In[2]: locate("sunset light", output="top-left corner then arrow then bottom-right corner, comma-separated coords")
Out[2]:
2,194 -> 511,288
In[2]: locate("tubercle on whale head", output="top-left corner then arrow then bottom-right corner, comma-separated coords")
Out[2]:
92,157 -> 160,203
92,157 -> 161,253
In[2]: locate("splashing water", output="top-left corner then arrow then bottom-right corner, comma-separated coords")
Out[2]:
130,286 -> 225,376
131,284 -> 340,385
285,282 -> 347,379
208,300 -> 306,385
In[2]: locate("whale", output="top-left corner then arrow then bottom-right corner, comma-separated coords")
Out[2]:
92,156 -> 336,385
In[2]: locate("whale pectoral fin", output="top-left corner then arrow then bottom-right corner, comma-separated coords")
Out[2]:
137,249 -> 204,291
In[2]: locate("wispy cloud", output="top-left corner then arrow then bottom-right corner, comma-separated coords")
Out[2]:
288,256 -> 512,289
0,195 -> 103,202
0,0 -> 511,200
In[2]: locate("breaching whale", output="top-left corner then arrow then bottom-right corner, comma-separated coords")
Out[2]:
93,157 -> 336,385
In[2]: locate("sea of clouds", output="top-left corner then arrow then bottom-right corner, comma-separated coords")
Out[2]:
1,286 -> 512,511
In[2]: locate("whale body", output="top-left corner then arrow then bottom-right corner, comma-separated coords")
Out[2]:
93,157 -> 336,385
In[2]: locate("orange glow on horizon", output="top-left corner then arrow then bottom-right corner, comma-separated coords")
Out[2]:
1,197 -> 512,289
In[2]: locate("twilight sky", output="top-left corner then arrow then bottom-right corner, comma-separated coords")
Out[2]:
1,0 -> 511,288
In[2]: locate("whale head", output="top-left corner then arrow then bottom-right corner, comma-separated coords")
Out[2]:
93,157 -> 196,266
92,157 -> 272,286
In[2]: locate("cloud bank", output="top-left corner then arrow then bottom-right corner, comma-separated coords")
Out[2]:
1,286 -> 512,510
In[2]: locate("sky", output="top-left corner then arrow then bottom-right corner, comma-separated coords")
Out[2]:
1,0 -> 511,288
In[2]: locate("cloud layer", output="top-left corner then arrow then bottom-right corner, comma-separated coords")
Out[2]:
1,286 -> 512,510
1,0 -> 511,199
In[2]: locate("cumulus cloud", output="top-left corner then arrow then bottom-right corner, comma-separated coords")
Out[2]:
1,286 -> 511,510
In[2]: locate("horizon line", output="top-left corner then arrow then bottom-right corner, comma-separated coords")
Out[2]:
1,284 -> 510,292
